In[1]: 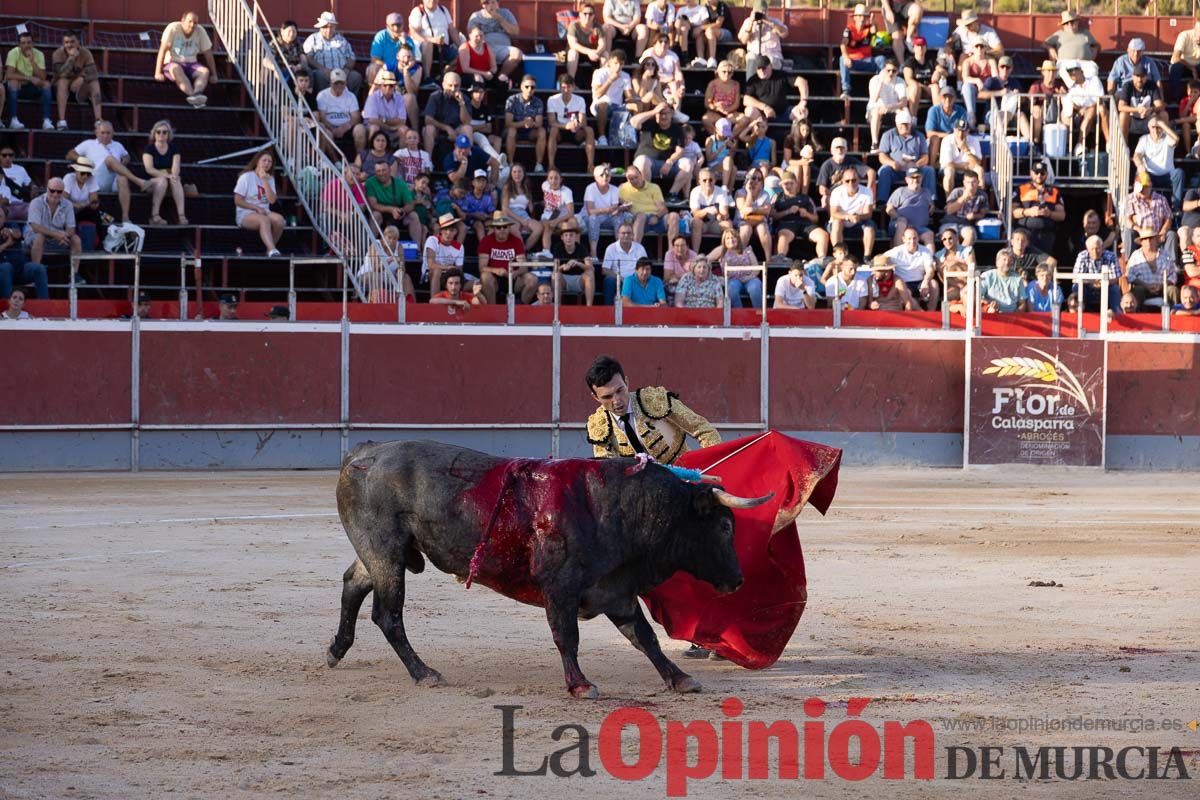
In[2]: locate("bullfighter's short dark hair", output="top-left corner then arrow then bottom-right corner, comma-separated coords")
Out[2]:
586,355 -> 625,392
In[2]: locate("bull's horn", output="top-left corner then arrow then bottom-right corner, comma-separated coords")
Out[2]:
712,489 -> 774,509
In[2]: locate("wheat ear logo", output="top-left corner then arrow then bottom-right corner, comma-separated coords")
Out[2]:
982,346 -> 1093,414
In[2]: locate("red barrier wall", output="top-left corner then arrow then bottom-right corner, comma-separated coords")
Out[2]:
768,338 -> 965,433
139,330 -> 341,424
10,326 -> 1198,440
349,332 -> 553,423
0,330 -> 131,425
1106,341 -> 1200,436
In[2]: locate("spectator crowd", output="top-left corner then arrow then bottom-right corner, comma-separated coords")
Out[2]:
6,3 -> 1200,321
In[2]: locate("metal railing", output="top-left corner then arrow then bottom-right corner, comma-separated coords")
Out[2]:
207,0 -> 399,305
1108,98 -> 1132,223
988,98 -> 1015,239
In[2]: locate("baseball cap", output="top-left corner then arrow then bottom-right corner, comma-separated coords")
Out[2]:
905,167 -> 921,177
999,56 -> 1014,67
1129,38 -> 1146,52
1135,171 -> 1153,187
853,3 -> 868,15
473,168 -> 488,179
330,68 -> 347,84
1132,64 -> 1148,77
467,76 -> 487,92
1031,160 -> 1048,173
219,293 -> 238,305
895,109 -> 913,125
385,12 -> 404,26
1040,59 -> 1057,71
455,134 -> 471,149
753,56 -> 771,71
266,305 -> 290,319
831,136 -> 848,149
953,118 -> 969,130
137,291 -> 151,302
911,36 -> 927,46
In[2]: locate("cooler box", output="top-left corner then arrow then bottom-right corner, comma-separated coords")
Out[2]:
1007,137 -> 1030,157
400,240 -> 419,262
523,55 -> 557,91
916,16 -> 951,49
977,219 -> 1002,240
1044,123 -> 1069,158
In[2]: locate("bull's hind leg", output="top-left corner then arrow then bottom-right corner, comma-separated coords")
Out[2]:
327,558 -> 373,667
370,569 -> 444,687
607,605 -> 701,694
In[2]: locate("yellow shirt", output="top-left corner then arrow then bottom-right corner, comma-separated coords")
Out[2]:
5,46 -> 45,79
619,181 -> 664,215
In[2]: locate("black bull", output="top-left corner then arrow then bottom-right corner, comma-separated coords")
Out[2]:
328,440 -> 771,699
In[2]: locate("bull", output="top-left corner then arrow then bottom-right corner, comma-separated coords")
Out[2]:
327,440 -> 771,699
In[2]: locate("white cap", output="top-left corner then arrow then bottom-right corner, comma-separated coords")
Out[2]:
473,168 -> 488,179
315,11 -> 338,27
831,136 -> 848,149
895,109 -> 913,125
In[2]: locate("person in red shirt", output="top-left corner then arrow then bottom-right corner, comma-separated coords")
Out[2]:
430,268 -> 486,310
839,3 -> 885,99
477,210 -> 533,303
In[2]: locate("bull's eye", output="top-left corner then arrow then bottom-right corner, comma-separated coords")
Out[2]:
722,517 -> 734,536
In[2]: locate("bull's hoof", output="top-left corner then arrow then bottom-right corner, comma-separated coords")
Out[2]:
416,670 -> 445,688
569,683 -> 600,700
670,675 -> 703,694
326,650 -> 341,668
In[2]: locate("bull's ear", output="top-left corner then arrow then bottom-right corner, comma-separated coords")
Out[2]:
711,489 -> 774,509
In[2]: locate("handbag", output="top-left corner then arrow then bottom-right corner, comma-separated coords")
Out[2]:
103,222 -> 146,254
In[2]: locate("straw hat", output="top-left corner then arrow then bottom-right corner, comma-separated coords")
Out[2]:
487,211 -> 513,227
315,11 -> 338,28
435,213 -> 458,230
373,70 -> 398,86
70,156 -> 95,174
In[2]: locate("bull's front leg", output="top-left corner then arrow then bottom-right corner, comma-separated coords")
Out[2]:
545,598 -> 598,699
607,605 -> 701,694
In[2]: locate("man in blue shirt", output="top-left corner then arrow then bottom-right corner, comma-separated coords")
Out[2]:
621,257 -> 666,306
924,87 -> 967,166
368,12 -> 419,85
877,109 -> 935,199
1107,38 -> 1162,93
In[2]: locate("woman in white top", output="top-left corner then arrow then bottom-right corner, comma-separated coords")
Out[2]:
63,157 -> 101,249
866,60 -> 908,152
234,150 -> 285,256
361,224 -> 416,302
500,162 -> 543,250
734,169 -> 773,261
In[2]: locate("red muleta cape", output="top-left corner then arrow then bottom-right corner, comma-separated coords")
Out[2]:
641,431 -> 842,669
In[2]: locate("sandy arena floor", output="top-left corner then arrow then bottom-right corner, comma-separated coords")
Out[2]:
2,466 -> 1198,799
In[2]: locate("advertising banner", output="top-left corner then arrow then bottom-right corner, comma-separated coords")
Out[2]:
967,338 -> 1106,467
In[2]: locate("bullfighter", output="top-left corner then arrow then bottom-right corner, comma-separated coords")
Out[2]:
585,355 -> 721,464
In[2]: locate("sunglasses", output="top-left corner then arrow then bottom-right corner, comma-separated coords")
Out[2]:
699,177 -> 712,182
0,153 -> 12,158
47,188 -> 63,194
842,177 -> 857,183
